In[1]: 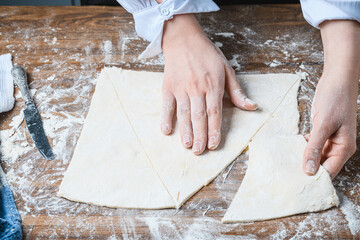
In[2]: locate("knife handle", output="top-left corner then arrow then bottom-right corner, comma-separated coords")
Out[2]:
11,65 -> 33,105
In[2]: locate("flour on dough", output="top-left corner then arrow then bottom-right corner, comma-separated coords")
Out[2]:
58,71 -> 174,209
222,77 -> 339,222
58,67 -> 301,209
222,135 -> 339,223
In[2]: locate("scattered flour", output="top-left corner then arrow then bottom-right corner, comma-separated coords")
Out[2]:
1,9 -> 359,240
215,32 -> 235,38
228,54 -> 241,71
215,42 -> 223,48
340,194 -> 360,235
268,59 -> 282,67
51,37 -> 57,45
102,40 -> 113,63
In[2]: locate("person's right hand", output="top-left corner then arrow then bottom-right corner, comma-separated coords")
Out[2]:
160,14 -> 257,155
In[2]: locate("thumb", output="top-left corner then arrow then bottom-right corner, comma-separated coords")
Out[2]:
302,126 -> 332,176
225,66 -> 258,111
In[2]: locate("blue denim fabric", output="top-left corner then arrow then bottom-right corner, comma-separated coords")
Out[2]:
0,167 -> 21,240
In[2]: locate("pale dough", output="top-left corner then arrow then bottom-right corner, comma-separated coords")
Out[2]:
222,135 -> 339,223
222,76 -> 340,222
58,68 -> 301,209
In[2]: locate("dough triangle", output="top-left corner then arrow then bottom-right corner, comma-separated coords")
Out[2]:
104,68 -> 301,208
58,70 -> 175,209
222,135 -> 339,223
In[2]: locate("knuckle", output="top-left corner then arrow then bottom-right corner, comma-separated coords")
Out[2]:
305,146 -> 322,160
178,106 -> 190,117
193,130 -> 206,141
162,84 -> 171,95
343,141 -> 357,156
207,107 -> 220,117
192,109 -> 206,121
162,76 -> 172,90
319,121 -> 333,131
187,71 -> 197,81
315,118 -> 338,133
186,80 -> 200,94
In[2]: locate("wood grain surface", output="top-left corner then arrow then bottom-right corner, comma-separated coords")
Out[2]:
0,5 -> 359,239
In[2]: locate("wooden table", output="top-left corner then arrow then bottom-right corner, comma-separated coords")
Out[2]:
1,5 -> 359,239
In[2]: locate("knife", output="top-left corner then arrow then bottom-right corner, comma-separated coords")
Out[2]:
11,65 -> 55,160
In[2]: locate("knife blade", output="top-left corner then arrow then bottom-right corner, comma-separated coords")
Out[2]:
11,65 -> 55,160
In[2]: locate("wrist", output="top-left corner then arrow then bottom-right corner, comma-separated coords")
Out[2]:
320,20 -> 360,81
162,14 -> 206,53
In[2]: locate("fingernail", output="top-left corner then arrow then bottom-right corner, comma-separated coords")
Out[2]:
245,98 -> 257,106
193,141 -> 202,154
208,136 -> 217,149
161,124 -> 170,134
305,160 -> 316,175
183,134 -> 192,147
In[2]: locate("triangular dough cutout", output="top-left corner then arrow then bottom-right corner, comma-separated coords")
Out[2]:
103,68 -> 301,208
223,78 -> 339,222
222,135 -> 339,223
58,70 -> 175,209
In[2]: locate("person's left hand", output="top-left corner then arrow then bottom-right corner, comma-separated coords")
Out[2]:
302,74 -> 358,179
302,20 -> 360,179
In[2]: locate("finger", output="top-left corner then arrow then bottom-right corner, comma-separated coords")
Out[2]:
176,96 -> 193,148
161,91 -> 176,135
206,91 -> 223,150
322,156 -> 347,179
323,130 -> 357,178
320,139 -> 332,164
225,66 -> 258,111
190,96 -> 207,155
304,133 -> 311,142
302,126 -> 333,176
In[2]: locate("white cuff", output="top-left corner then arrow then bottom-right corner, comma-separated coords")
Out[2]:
0,53 -> 14,113
300,0 -> 360,29
117,0 -> 219,59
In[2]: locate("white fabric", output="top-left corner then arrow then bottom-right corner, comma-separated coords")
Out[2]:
0,54 -> 14,113
116,0 -> 219,58
300,0 -> 360,28
118,0 -> 360,58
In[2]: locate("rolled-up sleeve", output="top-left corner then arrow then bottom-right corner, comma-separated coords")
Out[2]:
300,0 -> 360,29
117,0 -> 219,59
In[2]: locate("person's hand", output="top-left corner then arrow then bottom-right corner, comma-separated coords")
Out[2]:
303,74 -> 358,179
303,20 -> 360,178
160,14 -> 257,155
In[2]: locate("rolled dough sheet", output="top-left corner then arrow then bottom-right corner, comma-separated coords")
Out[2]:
222,135 -> 340,223
58,68 -> 301,209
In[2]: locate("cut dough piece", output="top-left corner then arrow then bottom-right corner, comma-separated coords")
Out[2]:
256,76 -> 300,137
104,68 -> 301,207
222,135 -> 340,223
58,71 -> 175,209
59,67 -> 301,209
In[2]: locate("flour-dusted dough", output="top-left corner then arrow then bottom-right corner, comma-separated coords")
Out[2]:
222,136 -> 339,223
222,78 -> 340,222
58,71 -> 175,209
58,67 -> 301,209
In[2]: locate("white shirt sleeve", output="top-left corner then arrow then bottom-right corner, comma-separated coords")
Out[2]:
300,0 -> 360,29
117,0 -> 219,59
